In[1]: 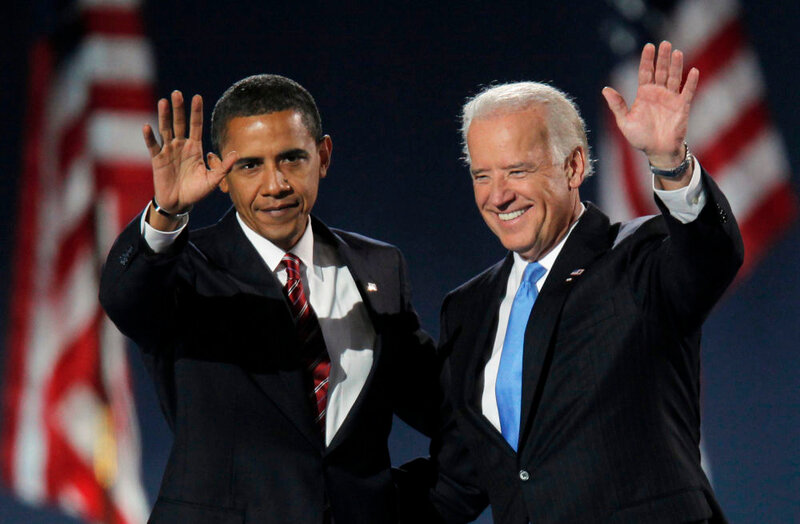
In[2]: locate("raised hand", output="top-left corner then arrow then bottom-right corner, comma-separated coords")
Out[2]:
142,91 -> 238,227
602,41 -> 699,173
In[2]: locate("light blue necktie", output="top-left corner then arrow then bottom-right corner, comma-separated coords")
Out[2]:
496,262 -> 546,451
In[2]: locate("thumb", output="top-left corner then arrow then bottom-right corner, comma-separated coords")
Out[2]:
209,151 -> 239,186
221,151 -> 239,174
601,86 -> 629,126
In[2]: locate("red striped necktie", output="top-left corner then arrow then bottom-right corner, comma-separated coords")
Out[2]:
281,253 -> 331,434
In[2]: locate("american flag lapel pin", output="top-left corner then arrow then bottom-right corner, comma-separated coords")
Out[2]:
366,282 -> 378,292
565,268 -> 584,282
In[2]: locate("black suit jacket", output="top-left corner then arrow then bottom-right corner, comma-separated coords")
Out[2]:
99,209 -> 438,524
428,172 -> 743,523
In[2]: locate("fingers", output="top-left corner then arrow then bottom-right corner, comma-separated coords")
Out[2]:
638,43 -> 656,85
667,49 -> 683,92
171,91 -> 186,139
157,97 -> 173,143
220,151 -> 239,175
601,86 -> 628,124
641,41 -> 695,94
189,94 -> 204,142
681,67 -> 700,104
654,41 -> 671,86
209,151 -> 239,186
151,90 -> 202,154
143,124 -> 161,158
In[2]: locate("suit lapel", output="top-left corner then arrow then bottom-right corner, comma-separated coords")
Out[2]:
311,218 -> 384,454
459,256 -> 519,451
462,255 -> 513,410
518,205 -> 612,450
206,210 -> 324,451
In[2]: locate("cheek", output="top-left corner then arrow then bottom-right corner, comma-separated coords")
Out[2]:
299,178 -> 320,208
232,182 -> 260,207
473,185 -> 489,207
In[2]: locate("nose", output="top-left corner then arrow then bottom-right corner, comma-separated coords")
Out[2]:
488,177 -> 515,209
260,165 -> 291,197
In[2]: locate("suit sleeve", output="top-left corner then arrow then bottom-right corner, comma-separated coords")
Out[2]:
389,248 -> 441,437
99,212 -> 193,427
425,294 -> 489,523
630,169 -> 744,334
99,211 -> 190,349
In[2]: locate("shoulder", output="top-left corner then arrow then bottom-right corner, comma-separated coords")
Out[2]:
330,227 -> 400,254
443,257 -> 508,312
612,214 -> 665,249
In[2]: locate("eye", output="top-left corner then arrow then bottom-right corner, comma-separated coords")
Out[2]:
472,174 -> 489,184
508,169 -> 527,178
280,151 -> 308,165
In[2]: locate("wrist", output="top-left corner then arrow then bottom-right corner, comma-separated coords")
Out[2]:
648,143 -> 692,179
152,196 -> 193,219
146,200 -> 188,232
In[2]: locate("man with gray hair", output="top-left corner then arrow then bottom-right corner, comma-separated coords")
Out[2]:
422,41 -> 742,523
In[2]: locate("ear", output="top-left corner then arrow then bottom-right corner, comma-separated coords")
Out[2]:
317,135 -> 332,179
565,146 -> 586,190
208,152 -> 230,193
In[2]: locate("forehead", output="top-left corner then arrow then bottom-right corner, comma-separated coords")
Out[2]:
221,110 -> 314,152
467,106 -> 550,164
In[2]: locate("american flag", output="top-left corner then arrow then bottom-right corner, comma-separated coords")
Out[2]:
1,0 -> 152,522
599,0 -> 797,275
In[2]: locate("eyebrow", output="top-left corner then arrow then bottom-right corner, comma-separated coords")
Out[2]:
233,156 -> 263,167
503,162 -> 537,171
276,148 -> 310,161
470,162 -> 538,176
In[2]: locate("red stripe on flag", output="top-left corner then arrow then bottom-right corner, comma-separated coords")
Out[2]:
58,113 -> 88,179
739,181 -> 798,276
42,314 -> 132,524
46,431 -> 128,524
45,314 -> 104,419
1,40 -> 52,486
58,81 -> 153,180
84,7 -> 145,37
696,100 -> 768,175
687,18 -> 744,88
53,212 -> 95,293
95,162 -> 154,223
90,83 -> 154,113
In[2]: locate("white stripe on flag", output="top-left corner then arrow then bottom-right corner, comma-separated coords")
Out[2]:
47,36 -> 153,139
89,111 -> 155,161
689,51 -> 764,149
669,0 -> 739,50
717,130 -> 791,218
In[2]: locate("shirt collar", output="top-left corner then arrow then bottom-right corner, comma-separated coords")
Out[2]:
510,202 -> 586,284
235,213 -> 315,273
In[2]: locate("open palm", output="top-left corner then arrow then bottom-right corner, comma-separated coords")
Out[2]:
602,41 -> 698,168
143,91 -> 238,213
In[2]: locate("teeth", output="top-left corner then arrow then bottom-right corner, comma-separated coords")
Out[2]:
499,209 -> 526,221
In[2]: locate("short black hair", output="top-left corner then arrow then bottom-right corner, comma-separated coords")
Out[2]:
210,74 -> 323,152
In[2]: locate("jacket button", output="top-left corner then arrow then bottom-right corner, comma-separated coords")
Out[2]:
519,470 -> 530,481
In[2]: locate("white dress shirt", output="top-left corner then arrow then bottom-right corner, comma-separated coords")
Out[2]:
142,212 -> 375,446
481,162 -> 707,431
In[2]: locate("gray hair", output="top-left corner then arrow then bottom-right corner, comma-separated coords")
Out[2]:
460,81 -> 594,176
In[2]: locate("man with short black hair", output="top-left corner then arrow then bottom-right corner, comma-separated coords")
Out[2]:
100,74 -> 438,523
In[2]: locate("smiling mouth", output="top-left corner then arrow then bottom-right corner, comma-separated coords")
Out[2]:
259,202 -> 299,214
498,207 -> 529,221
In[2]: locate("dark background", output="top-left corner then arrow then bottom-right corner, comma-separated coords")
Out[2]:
1,1 -> 798,522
